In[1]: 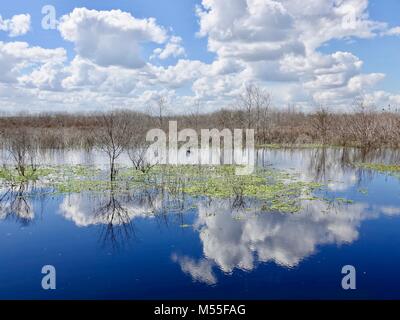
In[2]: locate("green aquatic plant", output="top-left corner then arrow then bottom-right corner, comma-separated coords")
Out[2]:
168,166 -> 323,213
54,179 -> 112,193
322,197 -> 354,205
355,163 -> 400,173
0,166 -> 55,184
0,164 -> 324,213
334,197 -> 354,204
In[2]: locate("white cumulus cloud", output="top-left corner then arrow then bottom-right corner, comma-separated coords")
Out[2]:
151,36 -> 186,60
0,14 -> 31,37
59,8 -> 168,68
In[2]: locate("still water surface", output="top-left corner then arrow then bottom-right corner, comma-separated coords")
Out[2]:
0,148 -> 399,299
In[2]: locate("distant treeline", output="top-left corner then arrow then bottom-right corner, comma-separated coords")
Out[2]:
0,85 -> 399,150
0,107 -> 399,150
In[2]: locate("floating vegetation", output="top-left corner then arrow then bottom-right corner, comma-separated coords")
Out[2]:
0,164 -> 324,214
0,167 -> 55,184
121,165 -> 323,213
334,197 -> 354,204
355,163 -> 400,173
355,163 -> 400,182
322,197 -> 354,204
54,179 -> 111,194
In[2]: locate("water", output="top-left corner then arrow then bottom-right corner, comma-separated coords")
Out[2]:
1,147 -> 400,299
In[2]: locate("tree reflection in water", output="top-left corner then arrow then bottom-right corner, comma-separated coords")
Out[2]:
0,183 -> 35,225
60,180 -> 193,250
4,147 -> 399,283
95,188 -> 137,251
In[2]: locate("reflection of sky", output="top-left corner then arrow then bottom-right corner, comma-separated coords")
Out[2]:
257,148 -> 400,191
2,147 -> 396,190
172,198 -> 400,284
0,185 -> 35,223
54,188 -> 400,286
1,148 -> 400,298
59,193 -> 161,227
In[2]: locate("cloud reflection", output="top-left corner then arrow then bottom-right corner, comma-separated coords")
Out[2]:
59,192 -> 161,227
173,198 -> 400,284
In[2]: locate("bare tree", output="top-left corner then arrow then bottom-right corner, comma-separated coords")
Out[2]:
351,97 -> 379,150
216,108 -> 235,130
96,190 -> 135,251
257,95 -> 271,143
150,95 -> 169,129
127,139 -> 156,173
237,84 -> 271,138
189,100 -> 201,132
0,183 -> 33,225
125,112 -> 156,173
0,100 -> 400,150
335,113 -> 351,147
96,112 -> 130,181
6,128 -> 37,177
311,106 -> 330,145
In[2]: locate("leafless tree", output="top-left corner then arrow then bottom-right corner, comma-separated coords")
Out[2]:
311,106 -> 330,145
237,84 -> 271,138
0,183 -> 33,225
125,112 -> 156,174
351,97 -> 379,150
127,141 -> 156,173
150,95 -> 169,129
5,128 -> 37,177
189,100 -> 202,132
96,190 -> 135,251
96,112 -> 130,181
0,100 -> 400,150
216,108 -> 235,130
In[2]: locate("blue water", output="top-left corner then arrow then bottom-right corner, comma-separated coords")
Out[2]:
0,148 -> 399,299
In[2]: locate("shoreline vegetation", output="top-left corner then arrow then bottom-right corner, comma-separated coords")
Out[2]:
0,86 -> 398,215
1,85 -> 399,151
1,106 -> 399,150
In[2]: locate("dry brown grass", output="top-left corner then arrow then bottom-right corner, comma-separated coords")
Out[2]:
0,107 -> 399,151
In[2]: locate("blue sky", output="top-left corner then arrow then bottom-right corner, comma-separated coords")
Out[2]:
0,0 -> 214,62
0,0 -> 399,113
319,0 -> 400,93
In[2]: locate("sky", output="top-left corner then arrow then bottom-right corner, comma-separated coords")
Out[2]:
0,0 -> 399,114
